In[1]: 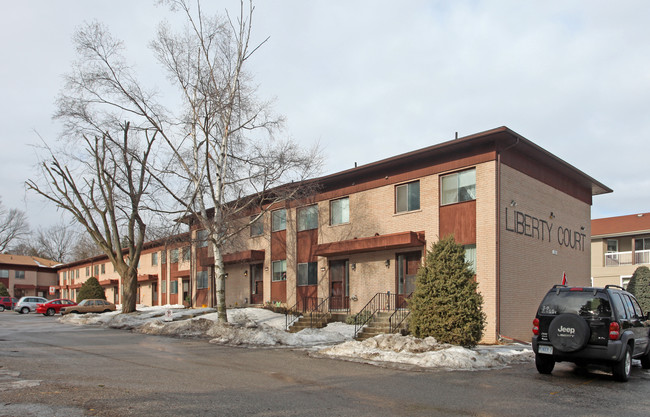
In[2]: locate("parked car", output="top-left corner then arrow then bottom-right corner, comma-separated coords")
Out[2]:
0,296 -> 18,311
60,299 -> 116,315
35,299 -> 77,316
532,284 -> 650,382
15,296 -> 48,314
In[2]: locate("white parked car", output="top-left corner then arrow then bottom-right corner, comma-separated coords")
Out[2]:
15,296 -> 48,314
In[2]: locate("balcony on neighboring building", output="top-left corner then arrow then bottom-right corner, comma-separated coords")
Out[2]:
605,249 -> 650,266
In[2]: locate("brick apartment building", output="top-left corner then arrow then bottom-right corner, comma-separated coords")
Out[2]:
591,212 -> 650,288
56,126 -> 611,343
0,254 -> 59,298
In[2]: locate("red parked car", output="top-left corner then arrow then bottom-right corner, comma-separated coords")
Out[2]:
36,299 -> 77,316
0,296 -> 17,311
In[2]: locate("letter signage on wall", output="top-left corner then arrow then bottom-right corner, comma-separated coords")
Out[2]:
505,208 -> 586,251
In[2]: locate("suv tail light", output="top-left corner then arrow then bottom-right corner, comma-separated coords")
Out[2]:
532,318 -> 540,335
609,322 -> 620,340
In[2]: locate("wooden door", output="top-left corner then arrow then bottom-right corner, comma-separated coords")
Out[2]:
397,252 -> 421,306
250,264 -> 264,305
329,260 -> 349,310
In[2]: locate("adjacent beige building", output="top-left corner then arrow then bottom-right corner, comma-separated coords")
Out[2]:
0,254 -> 59,298
591,212 -> 650,288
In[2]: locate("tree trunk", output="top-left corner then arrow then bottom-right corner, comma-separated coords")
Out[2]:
213,242 -> 227,323
121,267 -> 138,313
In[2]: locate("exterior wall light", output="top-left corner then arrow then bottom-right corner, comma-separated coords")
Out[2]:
351,263 -> 356,271
385,259 -> 390,268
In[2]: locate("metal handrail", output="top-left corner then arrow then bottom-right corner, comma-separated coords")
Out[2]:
308,296 -> 331,328
353,292 -> 396,338
285,301 -> 302,330
388,293 -> 412,334
285,296 -> 329,330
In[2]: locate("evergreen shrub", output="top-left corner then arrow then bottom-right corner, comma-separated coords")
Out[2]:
77,277 -> 107,302
627,266 -> 650,313
408,235 -> 486,347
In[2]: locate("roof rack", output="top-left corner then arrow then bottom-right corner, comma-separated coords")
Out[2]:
605,284 -> 625,291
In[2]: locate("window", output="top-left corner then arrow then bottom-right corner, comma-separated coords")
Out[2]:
161,250 -> 167,264
161,281 -> 166,293
152,252 -> 158,266
170,281 -> 178,294
330,197 -> 349,225
297,205 -> 318,231
395,181 -> 420,213
272,209 -> 286,232
101,264 -> 105,274
94,265 -> 99,276
171,249 -> 179,263
197,270 -> 209,289
0,270 -> 8,278
635,238 -> 650,251
197,230 -> 209,248
441,168 -> 476,205
15,270 -> 25,279
464,244 -> 477,274
85,267 -> 89,276
297,262 -> 318,286
182,247 -> 191,262
607,239 -> 618,253
250,215 -> 264,237
272,260 -> 287,281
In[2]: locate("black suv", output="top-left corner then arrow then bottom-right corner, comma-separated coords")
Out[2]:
532,285 -> 650,382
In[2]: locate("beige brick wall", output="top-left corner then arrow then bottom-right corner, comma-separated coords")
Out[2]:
499,164 -> 591,342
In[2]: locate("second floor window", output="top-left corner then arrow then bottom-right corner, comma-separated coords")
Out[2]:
171,249 -> 179,263
606,239 -> 618,253
0,270 -> 8,278
297,205 -> 318,231
182,247 -> 191,262
152,252 -> 158,266
635,238 -> 650,251
85,267 -> 89,276
101,264 -> 105,274
395,181 -> 420,213
15,270 -> 25,279
441,168 -> 476,205
170,281 -> 178,294
272,209 -> 286,232
94,265 -> 99,276
250,215 -> 264,237
330,197 -> 349,225
197,230 -> 209,248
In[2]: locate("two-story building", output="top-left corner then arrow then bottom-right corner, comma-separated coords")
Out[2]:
591,212 -> 650,288
0,254 -> 59,298
56,127 -> 611,343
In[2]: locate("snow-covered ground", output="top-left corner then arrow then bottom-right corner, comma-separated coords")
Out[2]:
58,305 -> 533,371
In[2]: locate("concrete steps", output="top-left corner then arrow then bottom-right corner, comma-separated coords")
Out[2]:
355,311 -> 409,341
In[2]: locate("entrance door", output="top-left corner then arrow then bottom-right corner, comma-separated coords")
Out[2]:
329,260 -> 349,310
397,252 -> 421,306
182,279 -> 190,306
152,282 -> 158,306
250,264 -> 264,305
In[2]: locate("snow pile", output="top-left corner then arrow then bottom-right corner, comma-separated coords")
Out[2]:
58,306 -> 533,370
317,334 -> 533,370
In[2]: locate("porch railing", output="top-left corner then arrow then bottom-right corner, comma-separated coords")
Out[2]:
605,250 -> 650,266
285,296 -> 319,330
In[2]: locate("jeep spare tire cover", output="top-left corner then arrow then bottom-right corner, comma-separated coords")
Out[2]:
548,314 -> 590,352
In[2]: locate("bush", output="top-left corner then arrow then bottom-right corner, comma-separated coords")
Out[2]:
0,282 -> 9,297
77,277 -> 107,303
408,235 -> 486,347
627,266 -> 650,313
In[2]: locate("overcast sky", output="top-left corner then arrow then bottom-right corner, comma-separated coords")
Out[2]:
1,0 -> 649,231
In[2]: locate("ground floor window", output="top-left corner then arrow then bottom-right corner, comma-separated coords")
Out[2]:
297,262 -> 318,286
272,260 -> 286,281
197,270 -> 209,289
170,281 -> 178,294
464,244 -> 476,274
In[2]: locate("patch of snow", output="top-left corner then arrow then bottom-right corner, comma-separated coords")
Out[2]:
57,306 -> 533,370
316,334 -> 533,370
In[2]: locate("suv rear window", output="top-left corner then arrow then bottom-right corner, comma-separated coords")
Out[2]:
538,291 -> 612,318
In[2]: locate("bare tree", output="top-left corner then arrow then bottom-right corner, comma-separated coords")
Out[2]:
69,231 -> 104,262
27,24 -> 160,313
32,223 -> 76,263
0,198 -> 30,252
149,0 -> 322,321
